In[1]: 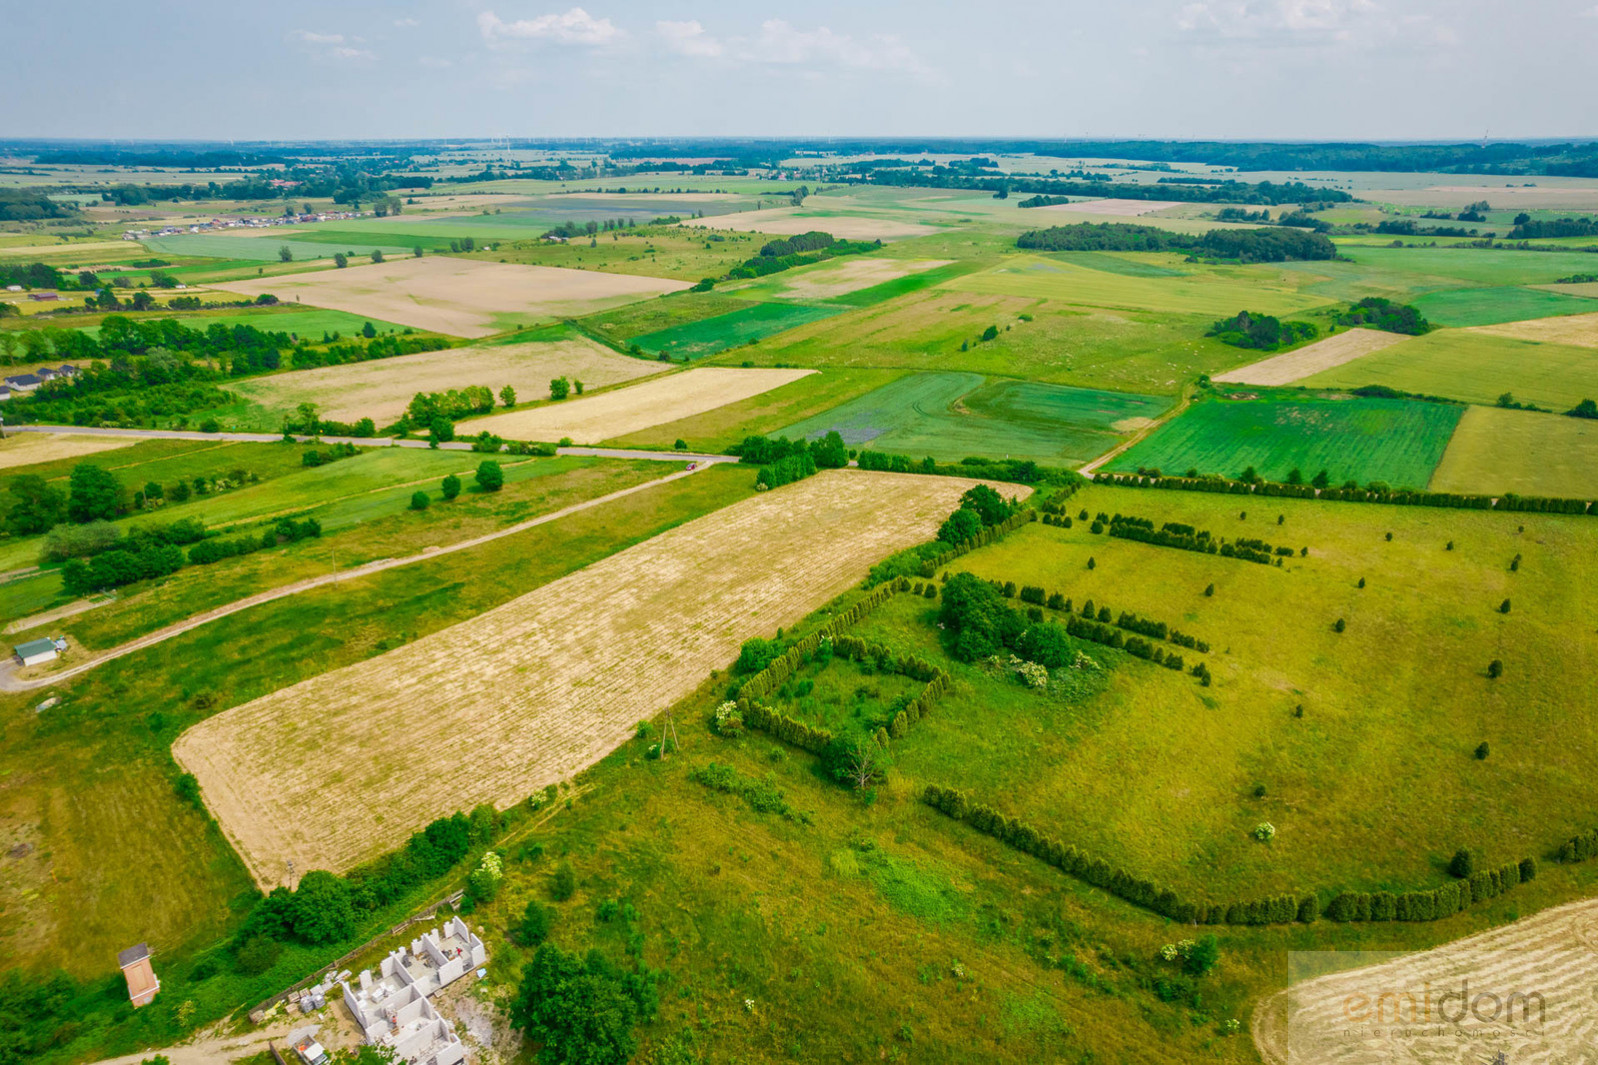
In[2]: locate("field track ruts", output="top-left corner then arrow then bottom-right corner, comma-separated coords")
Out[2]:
1253,897 -> 1598,1065
1212,328 -> 1410,386
174,470 -> 1030,888
0,464 -> 701,692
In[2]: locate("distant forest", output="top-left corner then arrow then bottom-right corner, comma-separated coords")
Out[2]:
1015,222 -> 1337,263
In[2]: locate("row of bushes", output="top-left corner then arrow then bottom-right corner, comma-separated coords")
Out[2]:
856,449 -> 1060,487
994,578 -> 1211,654
187,517 -> 321,566
733,583 -> 902,703
1098,472 -> 1596,516
1105,514 -> 1285,565
830,630 -> 952,742
756,452 -> 818,490
61,542 -> 183,595
923,784 -> 1534,926
918,509 -> 1038,578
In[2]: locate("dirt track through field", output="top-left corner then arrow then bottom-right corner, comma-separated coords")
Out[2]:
1212,328 -> 1411,386
465,367 -> 816,443
1253,898 -> 1598,1064
174,470 -> 1028,887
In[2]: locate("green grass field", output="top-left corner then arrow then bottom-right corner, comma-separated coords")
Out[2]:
1300,329 -> 1598,410
140,234 -> 414,262
1430,405 -> 1598,498
577,290 -> 757,348
630,301 -> 848,359
1106,394 -> 1463,488
1409,286 -> 1598,327
776,371 -> 1170,465
469,227 -> 767,282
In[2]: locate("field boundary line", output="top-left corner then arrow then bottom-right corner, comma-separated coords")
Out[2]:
0,464 -> 704,692
1079,388 -> 1193,478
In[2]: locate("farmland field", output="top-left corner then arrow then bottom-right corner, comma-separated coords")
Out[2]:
1105,395 -> 1463,487
1211,328 -> 1411,386
728,257 -> 953,301
1299,329 -> 1598,410
1409,285 -> 1598,327
464,366 -> 814,443
1470,309 -> 1598,349
212,255 -> 690,337
172,470 -> 1029,885
629,300 -> 847,358
777,371 -> 1171,465
221,333 -> 663,428
1429,405 -> 1598,498
141,233 -> 414,262
0,432 -> 138,471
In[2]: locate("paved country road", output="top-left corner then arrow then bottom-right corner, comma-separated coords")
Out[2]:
0,463 -> 710,692
3,422 -> 737,465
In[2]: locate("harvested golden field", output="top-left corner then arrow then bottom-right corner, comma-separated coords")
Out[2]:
1029,198 -> 1184,217
1469,310 -> 1598,350
465,367 -> 815,443
212,256 -> 689,338
230,336 -> 665,424
1255,898 -> 1598,1065
0,432 -> 138,470
173,469 -> 1029,886
747,258 -> 952,300
681,209 -> 937,241
1212,328 -> 1412,385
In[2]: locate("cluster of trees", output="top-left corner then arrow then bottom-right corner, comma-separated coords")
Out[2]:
1375,219 -> 1480,238
725,232 -> 881,279
1015,222 -> 1337,262
187,517 -> 321,567
1557,826 -> 1598,862
1096,471 -> 1598,516
689,761 -> 800,820
509,943 -> 660,1065
1507,216 -> 1598,239
1104,513 -> 1288,565
732,582 -> 902,704
1207,310 -> 1318,351
937,484 -> 1019,544
0,189 -> 80,222
936,172 -> 1351,206
402,385 -> 505,428
1335,297 -> 1431,335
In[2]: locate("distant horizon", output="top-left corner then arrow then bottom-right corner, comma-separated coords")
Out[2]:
5,136 -> 1598,148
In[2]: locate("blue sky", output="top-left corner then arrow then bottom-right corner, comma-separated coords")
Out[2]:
3,0 -> 1596,140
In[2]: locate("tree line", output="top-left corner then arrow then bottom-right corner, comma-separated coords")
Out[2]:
1015,222 -> 1337,263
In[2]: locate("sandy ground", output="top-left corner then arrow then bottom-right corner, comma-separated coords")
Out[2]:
212,256 -> 689,338
1532,282 -> 1598,300
1469,310 -> 1598,350
0,432 -> 138,470
1212,328 -> 1413,385
1253,897 -> 1598,1065
233,336 -> 666,424
1029,198 -> 1184,217
680,208 -> 938,240
760,258 -> 952,300
173,469 -> 1028,887
465,367 -> 815,443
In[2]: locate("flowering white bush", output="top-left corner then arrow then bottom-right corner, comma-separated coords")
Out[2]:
713,701 -> 743,737
1160,938 -> 1196,963
1072,650 -> 1099,671
468,850 -> 503,902
1254,822 -> 1276,842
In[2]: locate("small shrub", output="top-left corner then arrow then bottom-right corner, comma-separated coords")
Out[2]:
1333,617 -> 1346,633
409,490 -> 429,511
1448,848 -> 1475,878
1254,822 -> 1276,842
713,701 -> 744,737
517,900 -> 552,946
441,474 -> 461,500
550,860 -> 577,901
1475,741 -> 1490,760
1499,598 -> 1511,614
1487,659 -> 1503,679
1203,583 -> 1215,597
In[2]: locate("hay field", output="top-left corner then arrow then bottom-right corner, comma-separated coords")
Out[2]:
172,469 -> 1028,886
738,257 -> 954,301
213,256 -> 690,338
1469,310 -> 1598,349
1212,328 -> 1412,385
0,433 -> 138,470
1255,899 -> 1598,1065
230,336 -> 664,425
1430,405 -> 1598,498
681,208 -> 937,241
466,367 -> 815,443
1028,198 -> 1184,217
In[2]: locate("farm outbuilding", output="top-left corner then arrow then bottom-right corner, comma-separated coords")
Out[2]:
117,943 -> 160,1008
14,638 -> 59,667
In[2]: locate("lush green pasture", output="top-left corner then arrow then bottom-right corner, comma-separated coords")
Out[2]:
0,464 -> 752,988
631,301 -> 847,359
777,371 -> 1169,465
947,254 -> 1335,317
1430,406 -> 1598,498
151,306 -> 414,338
1409,286 -> 1598,327
578,290 -> 756,347
884,488 -> 1598,903
602,367 -> 905,452
1300,329 -> 1598,409
1106,395 -> 1462,488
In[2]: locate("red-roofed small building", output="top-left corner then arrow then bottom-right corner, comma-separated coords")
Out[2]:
118,943 -> 160,1008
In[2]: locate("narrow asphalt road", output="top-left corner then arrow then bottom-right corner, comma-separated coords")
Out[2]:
3,423 -> 736,465
0,463 -> 710,692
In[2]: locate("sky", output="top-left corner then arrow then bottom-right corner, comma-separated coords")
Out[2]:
3,0 -> 1596,141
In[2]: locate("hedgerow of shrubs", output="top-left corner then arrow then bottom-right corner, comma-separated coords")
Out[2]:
1098,471 -> 1596,516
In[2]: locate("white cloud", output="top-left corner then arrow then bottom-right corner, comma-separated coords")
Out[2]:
657,20 -> 724,58
394,17 -> 420,28
1177,0 -> 1386,42
292,30 -> 374,60
293,30 -> 345,44
655,18 -> 924,74
330,46 -> 375,60
478,8 -> 621,46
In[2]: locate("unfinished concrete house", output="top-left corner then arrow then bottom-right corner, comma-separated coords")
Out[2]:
340,916 -> 486,1065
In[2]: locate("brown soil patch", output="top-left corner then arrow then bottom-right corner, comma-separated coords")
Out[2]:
232,337 -> 665,424
212,256 -> 689,338
1212,328 -> 1412,386
465,367 -> 816,444
1469,310 -> 1598,350
0,432 -> 139,470
173,470 -> 1029,887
